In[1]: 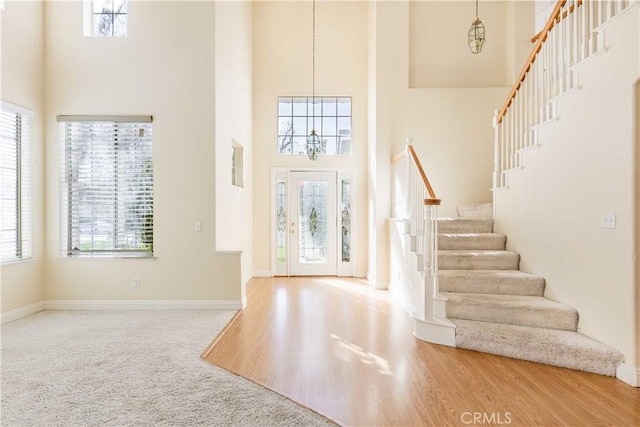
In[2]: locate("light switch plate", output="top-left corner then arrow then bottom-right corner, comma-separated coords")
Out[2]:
601,214 -> 616,229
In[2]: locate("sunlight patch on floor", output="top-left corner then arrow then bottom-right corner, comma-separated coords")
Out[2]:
331,333 -> 394,376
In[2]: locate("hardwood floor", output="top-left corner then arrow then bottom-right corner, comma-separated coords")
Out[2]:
202,277 -> 640,426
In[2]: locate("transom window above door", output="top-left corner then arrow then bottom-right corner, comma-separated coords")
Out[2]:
277,97 -> 351,156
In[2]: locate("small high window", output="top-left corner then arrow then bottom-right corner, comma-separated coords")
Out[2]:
277,97 -> 351,155
84,0 -> 128,37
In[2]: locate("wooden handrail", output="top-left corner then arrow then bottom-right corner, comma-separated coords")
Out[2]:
531,0 -> 582,43
391,150 -> 406,164
407,145 -> 440,205
497,0 -> 568,123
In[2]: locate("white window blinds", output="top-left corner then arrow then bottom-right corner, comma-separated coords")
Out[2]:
1,103 -> 31,263
58,116 -> 153,256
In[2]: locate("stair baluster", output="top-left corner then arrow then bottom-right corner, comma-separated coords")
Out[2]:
391,140 -> 444,327
493,0 -> 637,195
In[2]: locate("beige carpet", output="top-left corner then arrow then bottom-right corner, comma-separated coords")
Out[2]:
1,310 -> 336,426
436,216 -> 624,376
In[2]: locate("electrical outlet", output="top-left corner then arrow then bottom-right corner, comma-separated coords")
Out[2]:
133,278 -> 141,288
194,221 -> 202,232
601,214 -> 616,229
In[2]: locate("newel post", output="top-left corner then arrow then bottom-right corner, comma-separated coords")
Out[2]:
492,110 -> 501,220
404,138 -> 412,219
423,201 -> 434,321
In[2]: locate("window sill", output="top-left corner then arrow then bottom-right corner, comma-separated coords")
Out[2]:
60,255 -> 157,261
1,258 -> 36,266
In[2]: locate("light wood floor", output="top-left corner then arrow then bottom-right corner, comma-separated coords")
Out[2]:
202,277 -> 640,426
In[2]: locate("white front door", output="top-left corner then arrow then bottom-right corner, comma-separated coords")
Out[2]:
288,171 -> 337,276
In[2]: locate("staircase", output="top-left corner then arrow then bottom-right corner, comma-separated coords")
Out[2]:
390,0 -> 636,383
438,209 -> 624,377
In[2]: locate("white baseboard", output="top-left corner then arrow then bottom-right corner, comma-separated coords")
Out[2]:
356,270 -> 368,278
252,270 -> 273,277
413,317 -> 457,347
1,301 -> 45,325
616,363 -> 640,387
373,280 -> 389,290
44,300 -> 242,311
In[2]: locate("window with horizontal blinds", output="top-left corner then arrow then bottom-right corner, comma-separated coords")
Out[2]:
1,104 -> 31,263
59,118 -> 153,257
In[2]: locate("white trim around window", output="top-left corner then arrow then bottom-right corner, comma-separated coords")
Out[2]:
57,115 -> 154,258
0,101 -> 33,263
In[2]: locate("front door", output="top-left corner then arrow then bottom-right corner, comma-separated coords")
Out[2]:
288,171 -> 337,276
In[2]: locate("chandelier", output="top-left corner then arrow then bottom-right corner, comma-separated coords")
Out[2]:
468,0 -> 486,54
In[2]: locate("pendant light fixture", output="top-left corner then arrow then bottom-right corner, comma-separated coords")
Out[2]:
468,0 -> 486,54
307,0 -> 321,161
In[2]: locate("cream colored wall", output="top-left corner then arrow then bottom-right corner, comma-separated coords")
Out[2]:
375,1 -> 511,220
214,1 -> 253,293
535,0 -> 556,32
1,1 -> 45,313
495,9 -> 639,364
407,0 -> 536,202
409,1 -> 508,88
507,1 -> 535,85
406,0 -> 532,215
252,1 -> 369,275
43,1 -> 241,302
409,1 -> 534,89
393,88 -> 508,217
367,1 -> 396,287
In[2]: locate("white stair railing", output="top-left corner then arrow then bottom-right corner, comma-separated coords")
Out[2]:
391,140 -> 441,319
493,0 -> 636,193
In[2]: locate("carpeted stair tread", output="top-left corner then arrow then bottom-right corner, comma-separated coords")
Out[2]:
438,218 -> 493,234
439,233 -> 506,250
439,270 -> 545,296
444,293 -> 578,331
452,318 -> 624,376
439,250 -> 519,270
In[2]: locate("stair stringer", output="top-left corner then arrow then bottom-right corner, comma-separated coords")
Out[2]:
413,272 -> 456,347
388,218 -> 457,347
389,219 -> 425,316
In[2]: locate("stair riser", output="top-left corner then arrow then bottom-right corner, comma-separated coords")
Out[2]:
406,251 -> 423,271
439,254 -> 519,270
439,277 -> 545,296
457,203 -> 493,219
447,302 -> 578,331
456,339 -> 619,376
438,220 -> 493,234
439,235 -> 506,250
453,320 -> 624,377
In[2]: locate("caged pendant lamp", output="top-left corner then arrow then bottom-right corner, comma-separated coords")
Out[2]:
468,0 -> 486,54
307,0 -> 321,160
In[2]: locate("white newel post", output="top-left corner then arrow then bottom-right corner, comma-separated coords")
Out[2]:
404,138 -> 412,219
422,202 -> 434,321
492,110 -> 501,219
431,204 -> 439,299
